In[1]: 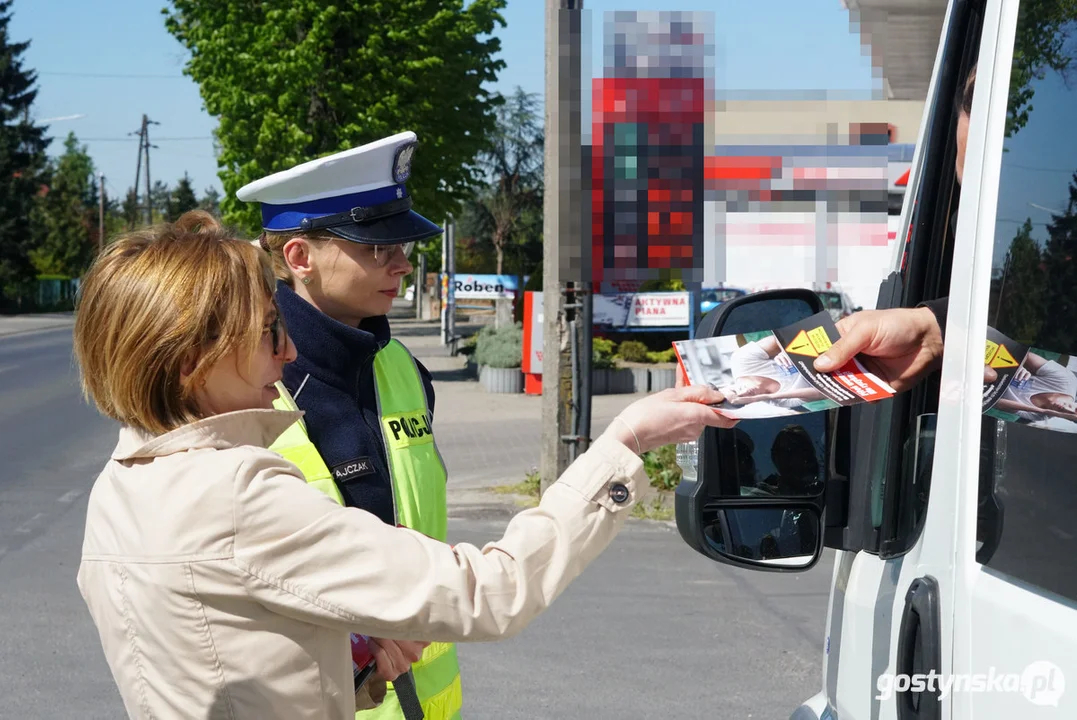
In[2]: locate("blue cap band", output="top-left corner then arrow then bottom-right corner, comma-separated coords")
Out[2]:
260,184 -> 408,232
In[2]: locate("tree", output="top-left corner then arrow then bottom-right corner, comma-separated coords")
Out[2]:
1008,0 -> 1077,136
1037,174 -> 1077,352
169,173 -> 199,222
28,132 -> 97,277
164,0 -> 508,238
199,186 -> 221,216
994,218 -> 1046,344
0,0 -> 48,309
121,187 -> 140,230
150,179 -> 171,224
459,87 -> 543,276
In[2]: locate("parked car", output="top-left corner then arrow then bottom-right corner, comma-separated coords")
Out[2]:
815,288 -> 860,322
699,286 -> 749,315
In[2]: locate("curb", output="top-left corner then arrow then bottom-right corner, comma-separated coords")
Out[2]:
0,323 -> 75,340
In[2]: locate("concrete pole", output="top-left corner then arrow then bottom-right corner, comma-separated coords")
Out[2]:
416,253 -> 426,320
540,0 -> 584,494
98,174 -> 105,252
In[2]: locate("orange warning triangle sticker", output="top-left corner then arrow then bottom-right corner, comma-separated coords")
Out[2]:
990,344 -> 1019,369
785,329 -> 818,357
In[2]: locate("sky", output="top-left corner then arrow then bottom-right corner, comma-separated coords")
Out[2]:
10,0 -> 877,203
993,62 -> 1077,268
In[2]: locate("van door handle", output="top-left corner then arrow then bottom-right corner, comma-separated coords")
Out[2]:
896,576 -> 942,720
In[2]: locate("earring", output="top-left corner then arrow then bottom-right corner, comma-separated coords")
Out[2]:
301,276 -> 312,285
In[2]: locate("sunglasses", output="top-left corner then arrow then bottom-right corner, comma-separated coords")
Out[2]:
267,313 -> 285,356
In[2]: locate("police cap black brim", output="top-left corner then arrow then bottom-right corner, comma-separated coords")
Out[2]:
324,209 -> 443,245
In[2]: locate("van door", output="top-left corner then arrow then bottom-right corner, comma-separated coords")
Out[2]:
949,1 -> 1077,717
807,1 -> 994,718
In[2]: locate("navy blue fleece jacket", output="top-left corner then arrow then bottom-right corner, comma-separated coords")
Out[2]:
275,281 -> 436,525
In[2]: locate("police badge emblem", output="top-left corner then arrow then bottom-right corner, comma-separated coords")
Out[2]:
392,142 -> 417,184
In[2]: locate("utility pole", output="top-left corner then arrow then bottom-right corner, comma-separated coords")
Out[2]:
98,174 -> 105,252
131,123 -> 143,229
415,253 -> 426,320
143,115 -> 154,225
541,0 -> 586,494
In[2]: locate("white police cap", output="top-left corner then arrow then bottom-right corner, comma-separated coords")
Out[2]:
236,131 -> 442,245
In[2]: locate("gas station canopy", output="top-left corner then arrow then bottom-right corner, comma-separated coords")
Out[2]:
842,0 -> 948,101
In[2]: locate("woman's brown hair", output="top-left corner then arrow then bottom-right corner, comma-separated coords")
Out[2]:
73,210 -> 278,436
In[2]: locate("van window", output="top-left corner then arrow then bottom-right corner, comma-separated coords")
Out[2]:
978,9 -> 1077,602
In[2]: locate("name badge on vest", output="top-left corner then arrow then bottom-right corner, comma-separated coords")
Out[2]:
381,409 -> 434,450
332,457 -> 376,484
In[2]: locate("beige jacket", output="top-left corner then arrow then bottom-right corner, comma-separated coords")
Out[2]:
77,408 -> 646,720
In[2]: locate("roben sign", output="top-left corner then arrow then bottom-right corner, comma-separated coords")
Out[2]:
448,274 -> 524,300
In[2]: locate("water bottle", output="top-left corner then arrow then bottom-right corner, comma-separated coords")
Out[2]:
676,438 -> 698,483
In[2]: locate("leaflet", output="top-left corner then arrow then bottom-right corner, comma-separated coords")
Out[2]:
982,330 -> 1077,433
672,311 -> 896,419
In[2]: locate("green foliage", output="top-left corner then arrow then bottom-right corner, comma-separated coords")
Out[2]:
0,0 -> 49,309
646,348 -> 677,364
164,0 -> 509,240
458,86 -> 544,277
592,336 -> 618,369
475,321 -> 522,368
1007,0 -> 1077,137
457,332 -> 478,357
169,172 -> 200,222
994,218 -> 1046,345
1037,175 -> 1077,352
642,443 -> 682,491
616,340 -> 650,363
29,133 -> 98,278
631,495 -> 674,521
199,186 -> 222,216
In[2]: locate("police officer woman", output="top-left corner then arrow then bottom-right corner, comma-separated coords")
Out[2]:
72,209 -> 734,720
238,132 -> 466,719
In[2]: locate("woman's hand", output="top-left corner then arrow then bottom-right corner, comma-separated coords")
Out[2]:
604,385 -> 737,454
367,637 -> 429,682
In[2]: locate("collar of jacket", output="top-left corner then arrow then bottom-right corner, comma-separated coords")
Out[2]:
276,280 -> 392,390
110,408 -> 304,461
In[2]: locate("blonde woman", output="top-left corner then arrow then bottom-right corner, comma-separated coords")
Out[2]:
73,210 -> 733,720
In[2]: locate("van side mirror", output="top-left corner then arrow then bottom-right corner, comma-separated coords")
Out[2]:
675,288 -> 829,572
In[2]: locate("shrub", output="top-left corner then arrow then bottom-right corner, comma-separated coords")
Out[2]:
617,340 -> 650,363
642,444 -> 682,491
646,348 -> 678,364
475,322 -> 523,368
592,337 -> 619,369
458,333 -> 479,357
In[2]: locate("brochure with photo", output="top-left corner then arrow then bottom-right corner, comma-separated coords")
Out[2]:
982,329 -> 1077,433
672,311 -> 896,420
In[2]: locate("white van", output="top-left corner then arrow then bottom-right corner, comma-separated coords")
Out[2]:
676,1 -> 1077,718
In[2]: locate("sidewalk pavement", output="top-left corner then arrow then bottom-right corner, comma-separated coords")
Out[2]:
388,304 -> 648,508
0,313 -> 75,338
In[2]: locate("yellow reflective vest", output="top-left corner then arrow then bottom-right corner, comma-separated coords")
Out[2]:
270,339 -> 463,720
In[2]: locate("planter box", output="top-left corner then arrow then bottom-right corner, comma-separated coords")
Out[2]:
480,365 -> 523,393
649,366 -> 677,392
466,358 -> 479,379
592,368 -> 635,395
630,367 -> 650,393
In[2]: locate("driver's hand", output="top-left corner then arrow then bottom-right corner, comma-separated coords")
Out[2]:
814,307 -> 943,392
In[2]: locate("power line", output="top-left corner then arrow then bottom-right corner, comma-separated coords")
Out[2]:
1006,162 -> 1077,174
38,71 -> 186,79
77,136 -> 212,142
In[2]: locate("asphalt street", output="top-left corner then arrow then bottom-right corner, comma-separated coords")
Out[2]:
0,326 -> 834,719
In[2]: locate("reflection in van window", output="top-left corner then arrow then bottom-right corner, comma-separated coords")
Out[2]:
980,9 -> 1077,602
